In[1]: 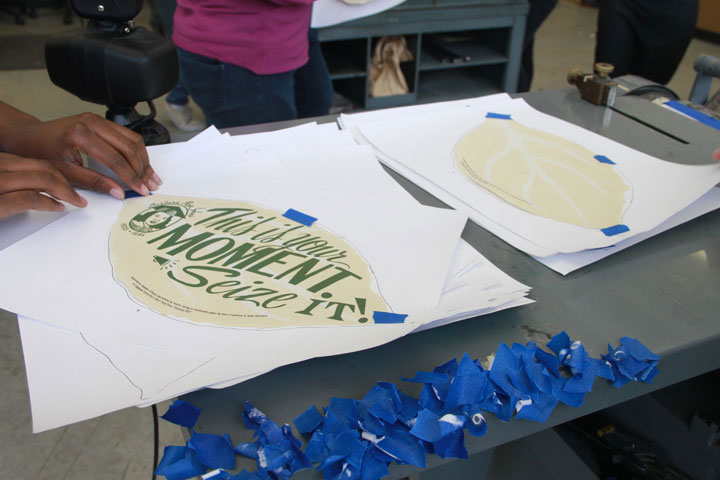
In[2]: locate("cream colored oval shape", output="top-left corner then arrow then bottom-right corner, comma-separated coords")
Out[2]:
454,118 -> 631,229
109,195 -> 389,328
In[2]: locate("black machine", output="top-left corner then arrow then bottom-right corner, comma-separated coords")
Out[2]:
45,0 -> 178,145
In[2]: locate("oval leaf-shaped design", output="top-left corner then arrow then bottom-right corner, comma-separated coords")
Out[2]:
109,195 -> 389,328
454,118 -> 632,229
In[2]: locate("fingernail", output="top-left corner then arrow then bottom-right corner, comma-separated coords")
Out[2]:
147,178 -> 159,191
152,172 -> 163,185
78,195 -> 88,207
139,184 -> 150,196
109,188 -> 125,200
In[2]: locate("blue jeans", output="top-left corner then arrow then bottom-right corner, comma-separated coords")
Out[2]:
156,0 -> 190,107
177,29 -> 333,129
165,83 -> 190,106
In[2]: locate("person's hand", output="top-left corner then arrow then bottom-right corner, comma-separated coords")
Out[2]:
713,148 -> 720,162
9,112 -> 161,199
0,153 -> 87,220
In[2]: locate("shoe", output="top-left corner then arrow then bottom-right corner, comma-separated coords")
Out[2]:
164,102 -> 205,132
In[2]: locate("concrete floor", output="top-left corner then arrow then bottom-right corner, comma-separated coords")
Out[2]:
1,1 -> 719,479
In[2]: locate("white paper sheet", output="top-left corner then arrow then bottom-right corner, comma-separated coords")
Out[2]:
17,235 -> 531,432
312,0 -> 406,28
535,186 -> 720,274
353,98 -> 720,256
4,121 -> 532,432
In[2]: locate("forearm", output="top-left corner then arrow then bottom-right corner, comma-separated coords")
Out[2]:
0,101 -> 42,155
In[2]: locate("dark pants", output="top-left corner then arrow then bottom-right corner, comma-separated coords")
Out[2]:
156,0 -> 190,106
178,29 -> 333,129
595,0 -> 698,85
517,0 -> 558,93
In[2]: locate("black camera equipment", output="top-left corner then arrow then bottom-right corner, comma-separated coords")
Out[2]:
45,0 -> 179,145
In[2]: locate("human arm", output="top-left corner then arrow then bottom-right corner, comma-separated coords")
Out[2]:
0,153 -> 87,220
0,102 -> 161,200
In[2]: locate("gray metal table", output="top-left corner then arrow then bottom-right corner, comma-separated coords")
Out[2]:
181,89 -> 720,478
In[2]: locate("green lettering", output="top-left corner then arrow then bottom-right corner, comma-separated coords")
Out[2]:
228,216 -> 275,236
206,242 -> 272,268
167,266 -> 239,287
206,280 -> 243,294
325,301 -> 355,321
186,237 -> 236,261
193,208 -> 255,226
262,293 -> 298,309
147,224 -> 214,255
295,298 -> 325,316
251,224 -> 304,243
308,267 -> 362,293
274,258 -> 335,285
246,250 -> 307,277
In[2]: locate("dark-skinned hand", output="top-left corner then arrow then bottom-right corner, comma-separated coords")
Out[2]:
0,103 -> 162,200
0,153 -> 87,220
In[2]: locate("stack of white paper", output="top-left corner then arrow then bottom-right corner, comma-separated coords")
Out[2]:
0,121 -> 531,432
341,96 -> 720,274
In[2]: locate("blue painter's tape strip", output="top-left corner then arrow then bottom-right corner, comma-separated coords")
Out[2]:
373,311 -> 408,324
283,208 -> 317,226
124,189 -> 150,199
664,100 -> 720,131
486,112 -> 512,120
601,224 -> 629,236
594,154 -> 615,165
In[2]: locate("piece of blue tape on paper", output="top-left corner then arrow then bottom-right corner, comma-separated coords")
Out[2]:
372,311 -> 408,324
664,100 -> 720,130
601,224 -> 630,236
594,155 -> 615,165
124,189 -> 149,199
282,209 -> 317,226
486,112 -> 512,120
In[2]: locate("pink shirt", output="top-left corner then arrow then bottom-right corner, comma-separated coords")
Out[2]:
173,0 -> 315,75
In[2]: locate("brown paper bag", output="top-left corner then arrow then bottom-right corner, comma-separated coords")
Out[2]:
369,36 -> 414,97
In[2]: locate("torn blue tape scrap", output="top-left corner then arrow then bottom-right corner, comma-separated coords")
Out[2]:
372,311 -> 408,324
293,405 -> 324,435
156,333 -> 660,480
282,209 -> 317,226
486,112 -> 512,120
154,446 -> 205,480
161,399 -> 202,429
594,154 -> 615,165
235,401 -> 311,479
188,432 -> 236,470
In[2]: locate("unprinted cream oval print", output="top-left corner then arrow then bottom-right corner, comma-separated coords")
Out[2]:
109,195 -> 389,328
454,117 -> 632,229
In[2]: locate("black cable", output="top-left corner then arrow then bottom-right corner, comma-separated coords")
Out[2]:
624,84 -> 680,101
152,404 -> 159,480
